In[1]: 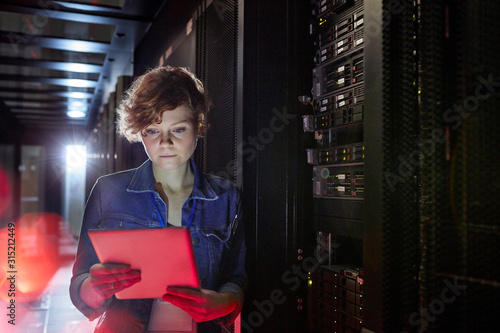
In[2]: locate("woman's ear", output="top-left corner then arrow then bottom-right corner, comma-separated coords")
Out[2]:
197,113 -> 206,137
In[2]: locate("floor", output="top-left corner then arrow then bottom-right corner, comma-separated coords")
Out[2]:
0,221 -> 98,333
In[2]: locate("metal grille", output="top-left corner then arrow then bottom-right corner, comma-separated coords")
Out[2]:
194,1 -> 239,331
436,0 -> 500,331
382,0 -> 500,331
418,1 -> 457,331
381,1 -> 420,331
196,0 -> 239,184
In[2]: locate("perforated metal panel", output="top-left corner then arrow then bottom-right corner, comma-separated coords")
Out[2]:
196,0 -> 239,184
194,1 -> 240,332
381,1 -> 420,331
381,0 -> 500,331
418,1 -> 459,331
426,0 -> 500,331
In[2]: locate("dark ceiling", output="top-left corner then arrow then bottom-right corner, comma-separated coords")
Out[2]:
0,0 -> 166,131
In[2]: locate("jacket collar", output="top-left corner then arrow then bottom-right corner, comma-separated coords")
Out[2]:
126,159 -> 218,201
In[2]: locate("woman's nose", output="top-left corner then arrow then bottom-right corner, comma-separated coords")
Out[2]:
160,132 -> 173,145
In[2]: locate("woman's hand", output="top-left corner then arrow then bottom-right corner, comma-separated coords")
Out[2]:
162,287 -> 237,322
81,263 -> 141,309
89,262 -> 141,299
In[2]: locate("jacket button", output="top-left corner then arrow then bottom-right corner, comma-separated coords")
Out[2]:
192,237 -> 200,245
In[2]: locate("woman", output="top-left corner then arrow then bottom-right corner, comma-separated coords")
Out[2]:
70,66 -> 247,333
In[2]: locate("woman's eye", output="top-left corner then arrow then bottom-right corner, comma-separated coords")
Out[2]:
172,127 -> 186,134
145,128 -> 159,135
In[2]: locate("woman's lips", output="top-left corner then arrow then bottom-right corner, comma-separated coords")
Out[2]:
160,154 -> 176,158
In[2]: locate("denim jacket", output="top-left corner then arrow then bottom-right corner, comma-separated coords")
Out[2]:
70,159 -> 247,332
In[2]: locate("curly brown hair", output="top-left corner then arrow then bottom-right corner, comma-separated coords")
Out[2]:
116,66 -> 211,142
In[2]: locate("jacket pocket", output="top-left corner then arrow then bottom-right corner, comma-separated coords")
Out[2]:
199,215 -> 239,243
98,213 -> 150,230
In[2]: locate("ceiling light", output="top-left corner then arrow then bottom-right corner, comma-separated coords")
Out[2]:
66,79 -> 95,88
67,92 -> 89,99
67,110 -> 86,118
67,63 -> 93,73
69,100 -> 86,109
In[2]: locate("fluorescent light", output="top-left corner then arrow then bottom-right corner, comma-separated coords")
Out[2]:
66,79 -> 95,88
67,110 -> 86,118
69,100 -> 86,109
67,63 -> 93,73
67,92 -> 89,99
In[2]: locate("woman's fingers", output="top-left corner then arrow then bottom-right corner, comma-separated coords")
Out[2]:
164,286 -> 200,300
90,262 -> 132,275
88,263 -> 141,298
91,272 -> 141,290
162,288 -> 237,322
89,269 -> 141,285
94,279 -> 141,299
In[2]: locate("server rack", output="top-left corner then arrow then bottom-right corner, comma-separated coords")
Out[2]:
306,1 -> 366,332
305,1 -> 500,332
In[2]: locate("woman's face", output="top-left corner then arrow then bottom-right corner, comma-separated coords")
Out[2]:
141,105 -> 197,171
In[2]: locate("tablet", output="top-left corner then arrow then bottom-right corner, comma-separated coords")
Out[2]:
88,227 -> 200,299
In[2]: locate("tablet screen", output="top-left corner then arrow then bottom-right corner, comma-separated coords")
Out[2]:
88,227 -> 200,299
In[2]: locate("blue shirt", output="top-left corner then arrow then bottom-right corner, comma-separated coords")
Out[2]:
70,159 -> 247,332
